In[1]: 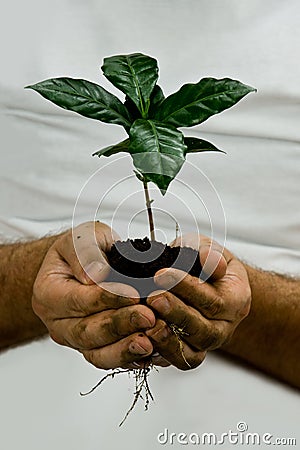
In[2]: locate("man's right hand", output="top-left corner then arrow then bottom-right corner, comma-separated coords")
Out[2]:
32,222 -> 165,369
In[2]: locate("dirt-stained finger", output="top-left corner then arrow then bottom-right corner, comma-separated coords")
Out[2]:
81,332 -> 154,370
154,268 -> 250,321
147,292 -> 231,351
145,319 -> 207,370
50,304 -> 156,350
33,270 -> 140,320
56,222 -> 119,284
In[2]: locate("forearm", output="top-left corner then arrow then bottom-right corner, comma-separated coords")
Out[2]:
0,235 -> 59,349
222,264 -> 300,388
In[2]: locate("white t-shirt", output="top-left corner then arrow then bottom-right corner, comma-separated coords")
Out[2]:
1,0 -> 300,274
0,1 -> 299,449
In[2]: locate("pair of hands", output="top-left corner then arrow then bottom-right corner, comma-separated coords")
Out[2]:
32,222 -> 251,371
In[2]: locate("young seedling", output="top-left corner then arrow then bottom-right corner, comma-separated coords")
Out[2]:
26,52 -> 256,424
26,52 -> 255,240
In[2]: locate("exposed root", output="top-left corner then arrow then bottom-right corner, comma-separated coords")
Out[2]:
79,326 -> 190,426
169,323 -> 191,369
119,364 -> 154,427
80,363 -> 155,427
80,368 -> 130,396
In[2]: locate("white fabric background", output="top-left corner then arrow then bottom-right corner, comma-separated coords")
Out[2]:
0,1 -> 299,449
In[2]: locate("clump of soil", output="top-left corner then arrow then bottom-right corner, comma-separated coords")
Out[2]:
106,237 -> 203,300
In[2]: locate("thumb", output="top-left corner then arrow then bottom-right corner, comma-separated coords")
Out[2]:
81,253 -> 111,285
199,244 -> 227,281
74,222 -> 120,285
57,222 -> 119,285
170,233 -> 227,281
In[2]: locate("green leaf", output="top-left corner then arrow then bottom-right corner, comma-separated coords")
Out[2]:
124,96 -> 141,122
102,53 -> 159,118
92,139 -> 130,157
124,84 -> 165,122
184,137 -> 225,155
128,119 -> 187,194
25,78 -> 131,130
155,78 -> 256,127
148,85 -> 165,118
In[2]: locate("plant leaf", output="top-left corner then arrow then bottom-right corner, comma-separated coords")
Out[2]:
124,85 -> 165,122
148,85 -> 165,118
92,139 -> 130,157
25,78 -> 131,130
124,96 -> 141,122
155,78 -> 256,127
184,137 -> 225,155
128,119 -> 187,194
102,53 -> 159,118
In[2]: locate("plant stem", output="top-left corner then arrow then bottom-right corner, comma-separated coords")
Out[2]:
143,181 -> 155,241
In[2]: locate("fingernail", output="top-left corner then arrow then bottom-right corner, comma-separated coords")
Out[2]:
149,297 -> 171,314
129,342 -> 150,356
146,324 -> 169,341
155,272 -> 177,289
84,261 -> 104,283
132,362 -> 141,368
130,312 -> 153,329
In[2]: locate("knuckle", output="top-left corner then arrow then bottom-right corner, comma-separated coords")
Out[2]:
172,312 -> 190,333
131,305 -> 154,328
197,324 -> 223,351
178,352 -> 206,371
100,285 -> 137,308
146,320 -> 171,344
61,230 -> 73,251
94,286 -> 114,308
32,275 -> 43,303
65,289 -> 87,315
151,355 -> 170,367
243,287 -> 252,312
49,331 -> 64,346
83,350 -> 103,369
32,277 -> 41,299
238,302 -> 251,321
107,312 -> 125,339
205,294 -> 224,318
236,286 -> 252,320
177,360 -> 191,371
31,293 -> 43,317
221,328 -> 235,346
148,289 -> 166,300
71,319 -> 92,349
32,283 -> 48,319
82,348 -> 117,370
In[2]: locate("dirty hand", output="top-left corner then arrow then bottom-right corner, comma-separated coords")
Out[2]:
32,221 -> 165,370
145,234 -> 251,370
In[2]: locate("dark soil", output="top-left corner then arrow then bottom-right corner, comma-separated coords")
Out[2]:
106,237 -> 203,301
